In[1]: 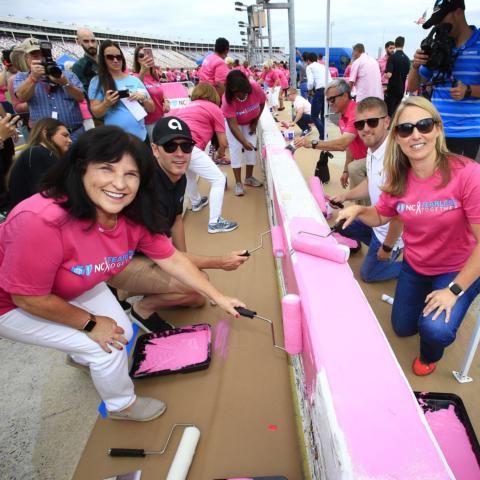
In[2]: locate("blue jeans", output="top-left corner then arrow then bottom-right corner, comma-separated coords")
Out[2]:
342,219 -> 402,283
297,113 -> 313,132
310,88 -> 325,139
392,260 -> 480,363
299,80 -> 309,101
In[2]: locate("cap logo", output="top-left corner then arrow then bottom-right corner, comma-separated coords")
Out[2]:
168,119 -> 183,131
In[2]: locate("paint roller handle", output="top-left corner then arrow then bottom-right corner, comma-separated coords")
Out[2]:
108,448 -> 146,457
331,218 -> 347,233
240,250 -> 250,257
328,198 -> 344,209
234,306 -> 257,318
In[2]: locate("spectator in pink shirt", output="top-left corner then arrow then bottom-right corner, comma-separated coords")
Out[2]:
261,60 -> 280,114
349,43 -> 384,102
378,41 -> 395,91
337,96 -> 480,376
199,37 -> 230,97
274,61 -> 289,110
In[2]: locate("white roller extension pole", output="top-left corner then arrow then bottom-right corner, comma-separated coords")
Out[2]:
166,426 -> 201,480
382,294 -> 394,305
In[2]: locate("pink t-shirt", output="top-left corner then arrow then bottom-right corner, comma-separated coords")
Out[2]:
133,72 -> 165,124
376,157 -> 480,275
262,69 -> 279,88
166,70 -> 175,82
275,68 -> 289,89
349,53 -> 384,102
339,100 -> 368,160
170,99 -> 225,151
199,53 -> 229,86
221,81 -> 266,125
378,55 -> 389,86
0,195 -> 175,315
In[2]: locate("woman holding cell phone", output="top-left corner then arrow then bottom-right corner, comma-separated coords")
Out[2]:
88,40 -> 155,143
336,96 -> 480,376
132,45 -> 170,141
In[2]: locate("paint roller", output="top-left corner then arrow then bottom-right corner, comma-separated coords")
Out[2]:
108,423 -> 200,480
292,219 -> 350,264
234,294 -> 302,355
241,226 -> 286,258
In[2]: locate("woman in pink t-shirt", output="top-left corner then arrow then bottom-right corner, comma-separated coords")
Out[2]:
0,126 -> 245,421
261,60 -> 280,114
222,70 -> 266,196
132,45 -> 170,141
337,96 -> 480,376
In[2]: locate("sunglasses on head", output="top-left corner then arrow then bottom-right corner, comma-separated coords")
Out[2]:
105,54 -> 123,62
162,141 -> 195,154
354,116 -> 387,130
326,93 -> 343,103
395,118 -> 436,138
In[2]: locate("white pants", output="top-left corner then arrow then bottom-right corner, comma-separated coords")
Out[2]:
0,283 -> 135,412
225,122 -> 257,169
267,86 -> 280,108
185,146 -> 226,223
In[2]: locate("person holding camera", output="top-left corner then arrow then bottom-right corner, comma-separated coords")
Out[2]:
13,38 -> 86,143
89,40 -> 154,144
408,0 -> 479,161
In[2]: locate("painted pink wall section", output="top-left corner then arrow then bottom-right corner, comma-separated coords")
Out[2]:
260,109 -> 452,478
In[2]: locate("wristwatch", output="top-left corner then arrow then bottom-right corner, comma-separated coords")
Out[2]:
311,139 -> 319,149
448,282 -> 464,297
465,84 -> 472,97
82,313 -> 97,332
381,243 -> 393,253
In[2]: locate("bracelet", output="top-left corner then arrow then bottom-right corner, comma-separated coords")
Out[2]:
381,243 -> 393,253
29,75 -> 38,84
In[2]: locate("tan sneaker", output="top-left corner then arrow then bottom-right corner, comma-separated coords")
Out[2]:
108,396 -> 167,422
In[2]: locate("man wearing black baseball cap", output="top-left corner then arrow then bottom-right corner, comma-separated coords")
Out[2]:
108,117 -> 248,332
408,0 -> 479,161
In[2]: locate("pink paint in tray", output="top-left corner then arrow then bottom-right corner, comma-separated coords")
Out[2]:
129,324 -> 212,379
416,392 -> 480,480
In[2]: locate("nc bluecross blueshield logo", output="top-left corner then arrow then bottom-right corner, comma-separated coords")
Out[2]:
70,250 -> 135,276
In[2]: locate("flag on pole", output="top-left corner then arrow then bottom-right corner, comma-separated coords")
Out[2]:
414,9 -> 428,25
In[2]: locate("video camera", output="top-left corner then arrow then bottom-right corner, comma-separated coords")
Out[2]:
39,41 -> 62,79
420,23 -> 456,77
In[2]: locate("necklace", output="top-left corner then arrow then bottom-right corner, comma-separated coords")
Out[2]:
236,93 -> 248,102
98,215 -> 118,233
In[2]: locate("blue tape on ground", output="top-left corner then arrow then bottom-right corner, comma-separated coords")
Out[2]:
98,323 -> 139,418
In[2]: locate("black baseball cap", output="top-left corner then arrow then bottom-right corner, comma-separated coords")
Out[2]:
423,0 -> 465,29
152,117 -> 194,145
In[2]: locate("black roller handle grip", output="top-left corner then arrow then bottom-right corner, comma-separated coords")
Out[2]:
234,306 -> 257,318
331,218 -> 347,233
108,448 -> 146,457
329,199 -> 344,209
240,250 -> 251,257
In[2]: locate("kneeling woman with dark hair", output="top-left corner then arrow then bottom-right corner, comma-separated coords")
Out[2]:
8,118 -> 72,209
0,126 -> 244,421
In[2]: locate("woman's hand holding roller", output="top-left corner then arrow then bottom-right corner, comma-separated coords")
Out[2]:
334,205 -> 363,230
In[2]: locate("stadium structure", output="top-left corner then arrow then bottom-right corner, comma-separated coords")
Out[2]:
0,15 -> 287,68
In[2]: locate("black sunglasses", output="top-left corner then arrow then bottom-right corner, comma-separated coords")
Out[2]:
162,141 -> 195,154
395,118 -> 436,138
326,93 -> 343,103
354,116 -> 387,130
105,54 -> 123,62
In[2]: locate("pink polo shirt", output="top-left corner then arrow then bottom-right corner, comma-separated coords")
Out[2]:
221,81 -> 266,125
349,53 -> 383,102
339,100 -> 368,160
199,53 -> 229,86
170,99 -> 225,151
262,69 -> 279,88
275,68 -> 289,89
376,157 -> 480,275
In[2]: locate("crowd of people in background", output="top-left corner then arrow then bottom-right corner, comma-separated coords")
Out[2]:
0,0 -> 477,423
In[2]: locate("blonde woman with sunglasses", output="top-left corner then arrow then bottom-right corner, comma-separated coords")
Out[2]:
336,96 -> 480,376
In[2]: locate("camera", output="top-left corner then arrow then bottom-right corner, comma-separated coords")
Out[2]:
420,23 -> 456,76
39,41 -> 62,79
2,49 -> 12,68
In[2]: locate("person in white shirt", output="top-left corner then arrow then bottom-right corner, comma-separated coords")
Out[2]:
286,87 -> 313,135
330,96 -> 403,282
306,52 -> 331,139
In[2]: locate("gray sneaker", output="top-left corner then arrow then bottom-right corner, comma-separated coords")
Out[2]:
208,217 -> 239,234
191,196 -> 209,212
108,396 -> 167,422
244,176 -> 263,187
234,182 -> 245,196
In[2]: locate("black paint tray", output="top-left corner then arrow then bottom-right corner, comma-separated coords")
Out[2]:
129,323 -> 212,379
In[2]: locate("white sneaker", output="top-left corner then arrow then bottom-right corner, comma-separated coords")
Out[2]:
244,176 -> 263,187
234,182 -> 245,196
191,196 -> 209,212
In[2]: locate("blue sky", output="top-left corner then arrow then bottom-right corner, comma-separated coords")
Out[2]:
1,1 -> 479,58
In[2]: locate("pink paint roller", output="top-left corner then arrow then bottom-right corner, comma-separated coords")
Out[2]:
291,219 -> 350,264
241,226 -> 286,258
309,176 -> 329,218
234,294 -> 302,355
109,423 -> 200,480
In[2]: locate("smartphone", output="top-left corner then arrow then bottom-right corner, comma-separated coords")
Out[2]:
143,48 -> 153,59
117,89 -> 130,99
